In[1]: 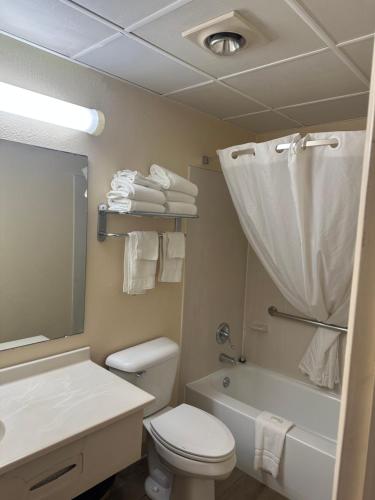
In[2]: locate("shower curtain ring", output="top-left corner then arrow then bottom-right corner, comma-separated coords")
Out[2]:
301,136 -> 309,150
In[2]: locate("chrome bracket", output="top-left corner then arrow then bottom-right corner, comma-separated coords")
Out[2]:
216,322 -> 235,349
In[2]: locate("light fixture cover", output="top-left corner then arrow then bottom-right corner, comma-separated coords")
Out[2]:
0,82 -> 105,135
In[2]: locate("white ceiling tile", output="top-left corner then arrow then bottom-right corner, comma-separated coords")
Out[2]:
0,0 -> 115,57
134,0 -> 323,78
341,38 -> 374,80
74,0 -> 174,28
298,0 -> 375,43
168,83 -> 266,118
77,35 -> 209,93
227,111 -> 298,133
280,94 -> 369,126
225,51 -> 368,108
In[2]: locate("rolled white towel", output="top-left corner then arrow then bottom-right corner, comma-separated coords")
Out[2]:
165,202 -> 197,215
164,190 -> 196,204
148,164 -> 198,197
108,184 -> 166,205
113,170 -> 162,190
107,197 -> 166,214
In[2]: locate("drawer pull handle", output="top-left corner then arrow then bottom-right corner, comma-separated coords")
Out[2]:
29,464 -> 77,491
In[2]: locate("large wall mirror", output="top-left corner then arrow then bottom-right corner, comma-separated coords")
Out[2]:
0,139 -> 88,351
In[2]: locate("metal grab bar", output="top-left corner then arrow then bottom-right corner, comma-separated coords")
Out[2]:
268,306 -> 347,334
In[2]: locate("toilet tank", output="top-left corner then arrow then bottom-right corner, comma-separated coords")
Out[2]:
105,337 -> 179,417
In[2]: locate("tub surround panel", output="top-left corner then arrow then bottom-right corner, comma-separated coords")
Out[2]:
179,167 -> 248,397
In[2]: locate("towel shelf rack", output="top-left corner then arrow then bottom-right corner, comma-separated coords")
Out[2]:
268,306 -> 347,333
97,203 -> 198,241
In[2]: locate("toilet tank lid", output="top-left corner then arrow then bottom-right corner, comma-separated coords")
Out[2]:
105,337 -> 179,372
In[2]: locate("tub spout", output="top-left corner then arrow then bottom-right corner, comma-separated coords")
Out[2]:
219,353 -> 237,366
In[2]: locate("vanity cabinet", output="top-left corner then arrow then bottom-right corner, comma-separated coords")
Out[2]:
0,412 -> 143,500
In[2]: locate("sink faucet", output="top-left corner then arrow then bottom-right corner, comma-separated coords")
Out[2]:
219,353 -> 237,366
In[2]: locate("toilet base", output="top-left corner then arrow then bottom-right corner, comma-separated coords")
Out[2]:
170,476 -> 214,500
145,441 -> 173,500
145,439 -> 216,500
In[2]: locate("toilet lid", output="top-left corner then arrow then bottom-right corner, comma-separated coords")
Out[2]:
150,404 -> 235,462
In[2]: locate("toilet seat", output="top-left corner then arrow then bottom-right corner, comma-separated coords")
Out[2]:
152,431 -> 236,480
149,404 -> 235,464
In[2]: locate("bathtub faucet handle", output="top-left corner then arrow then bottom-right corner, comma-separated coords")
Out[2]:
216,322 -> 235,349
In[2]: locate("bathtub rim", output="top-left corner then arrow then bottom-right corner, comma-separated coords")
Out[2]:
187,362 -> 341,404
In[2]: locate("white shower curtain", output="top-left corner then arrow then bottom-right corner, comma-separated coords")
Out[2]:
218,131 -> 365,389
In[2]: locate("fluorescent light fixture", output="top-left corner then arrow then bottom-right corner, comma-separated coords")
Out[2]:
0,82 -> 105,135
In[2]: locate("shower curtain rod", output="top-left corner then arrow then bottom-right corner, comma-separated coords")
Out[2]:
230,138 -> 339,159
203,138 -> 339,163
268,306 -> 347,333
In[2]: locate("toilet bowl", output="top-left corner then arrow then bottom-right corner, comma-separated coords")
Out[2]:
144,404 -> 236,500
105,338 -> 236,500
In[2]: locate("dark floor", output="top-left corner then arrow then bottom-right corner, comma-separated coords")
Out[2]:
104,459 -> 288,500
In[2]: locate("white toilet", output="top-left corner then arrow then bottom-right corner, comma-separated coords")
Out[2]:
105,337 -> 236,500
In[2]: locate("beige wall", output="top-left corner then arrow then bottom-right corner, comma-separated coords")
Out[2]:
0,34 -> 250,369
179,166 -> 248,397
256,116 -> 367,142
333,48 -> 375,500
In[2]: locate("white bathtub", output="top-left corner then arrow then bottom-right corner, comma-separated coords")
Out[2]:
186,363 -> 340,500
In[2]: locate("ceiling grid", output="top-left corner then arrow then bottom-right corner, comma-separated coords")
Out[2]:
0,0 -> 373,132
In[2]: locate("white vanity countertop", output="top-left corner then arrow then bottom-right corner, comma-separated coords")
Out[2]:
0,347 -> 154,475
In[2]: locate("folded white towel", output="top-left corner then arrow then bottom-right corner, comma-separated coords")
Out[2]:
159,233 -> 185,283
165,190 -> 196,204
148,164 -> 198,197
165,202 -> 197,215
299,327 -> 340,389
254,411 -> 293,478
108,184 -> 166,205
113,170 -> 162,190
124,232 -> 159,295
107,197 -> 166,214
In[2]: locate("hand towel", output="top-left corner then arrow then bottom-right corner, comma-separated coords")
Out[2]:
113,170 -> 162,190
159,232 -> 185,283
124,232 -> 159,294
108,183 -> 166,205
165,202 -> 197,215
165,190 -> 196,204
107,196 -> 166,214
148,164 -> 199,197
299,327 -> 340,389
254,411 -> 293,478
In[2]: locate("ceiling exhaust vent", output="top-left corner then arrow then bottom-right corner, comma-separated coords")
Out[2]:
182,11 -> 267,56
205,32 -> 246,56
